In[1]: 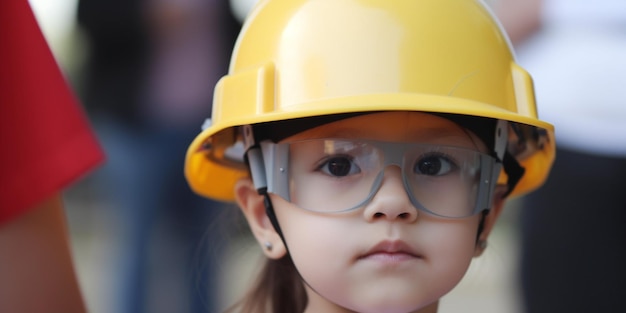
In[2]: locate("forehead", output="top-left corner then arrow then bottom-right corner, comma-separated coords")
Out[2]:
284,111 -> 483,149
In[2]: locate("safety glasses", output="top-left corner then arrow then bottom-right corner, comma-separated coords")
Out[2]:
250,139 -> 502,218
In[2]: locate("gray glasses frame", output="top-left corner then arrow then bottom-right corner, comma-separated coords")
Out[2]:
247,139 -> 502,218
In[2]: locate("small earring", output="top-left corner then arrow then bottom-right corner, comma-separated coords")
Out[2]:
477,239 -> 488,250
264,241 -> 273,251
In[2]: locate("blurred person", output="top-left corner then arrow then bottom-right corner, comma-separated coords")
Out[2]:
0,1 -> 104,312
495,0 -> 626,311
75,0 -> 240,312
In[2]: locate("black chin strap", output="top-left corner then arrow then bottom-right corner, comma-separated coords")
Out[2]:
259,189 -> 287,246
476,209 -> 489,243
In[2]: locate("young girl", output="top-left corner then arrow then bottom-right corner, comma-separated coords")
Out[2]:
185,0 -> 555,312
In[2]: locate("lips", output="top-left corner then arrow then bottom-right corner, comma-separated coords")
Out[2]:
359,240 -> 421,261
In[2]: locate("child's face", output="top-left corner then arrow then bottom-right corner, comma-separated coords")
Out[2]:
237,111 -> 505,313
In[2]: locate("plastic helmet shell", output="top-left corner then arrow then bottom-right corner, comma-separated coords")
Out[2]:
185,0 -> 555,201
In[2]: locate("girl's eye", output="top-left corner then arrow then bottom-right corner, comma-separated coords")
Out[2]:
414,154 -> 455,176
318,156 -> 361,177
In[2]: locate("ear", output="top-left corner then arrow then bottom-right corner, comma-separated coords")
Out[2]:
234,178 -> 287,259
474,184 -> 508,257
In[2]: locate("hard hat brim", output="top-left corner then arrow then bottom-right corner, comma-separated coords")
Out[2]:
185,93 -> 555,201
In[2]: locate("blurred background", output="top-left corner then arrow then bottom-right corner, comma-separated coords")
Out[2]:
30,0 -> 625,312
30,0 -> 241,312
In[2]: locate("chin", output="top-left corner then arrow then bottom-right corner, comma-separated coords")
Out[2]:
347,305 -> 422,313
342,296 -> 435,313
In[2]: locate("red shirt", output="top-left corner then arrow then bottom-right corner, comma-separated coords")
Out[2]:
0,0 -> 104,224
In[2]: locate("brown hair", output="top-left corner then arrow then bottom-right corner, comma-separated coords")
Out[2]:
224,255 -> 307,313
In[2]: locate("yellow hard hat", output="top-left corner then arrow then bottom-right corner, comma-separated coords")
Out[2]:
185,0 -> 555,202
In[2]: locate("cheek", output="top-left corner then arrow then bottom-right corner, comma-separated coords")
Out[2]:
420,218 -> 480,282
273,197 -> 351,265
283,217 -> 350,267
273,201 -> 355,292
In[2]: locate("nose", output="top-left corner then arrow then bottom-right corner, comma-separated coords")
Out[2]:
363,166 -> 418,223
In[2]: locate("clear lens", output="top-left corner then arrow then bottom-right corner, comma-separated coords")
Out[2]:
263,139 -> 497,218
288,140 -> 384,213
403,146 -> 481,217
